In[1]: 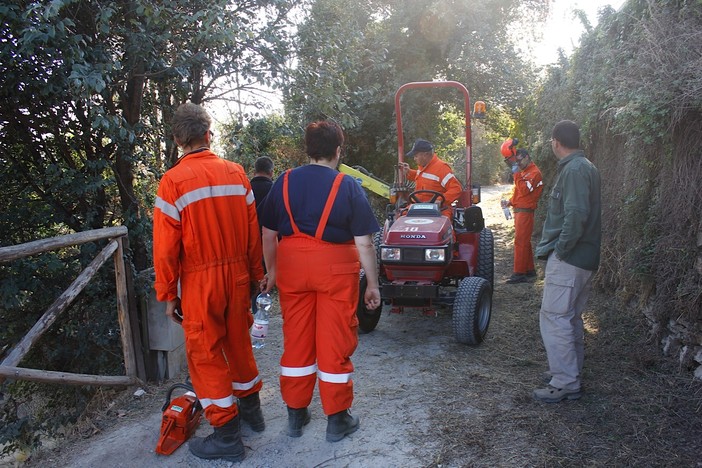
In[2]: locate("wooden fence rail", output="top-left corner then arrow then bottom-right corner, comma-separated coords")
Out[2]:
0,226 -> 144,387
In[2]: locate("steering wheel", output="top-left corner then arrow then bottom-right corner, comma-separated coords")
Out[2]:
408,190 -> 447,208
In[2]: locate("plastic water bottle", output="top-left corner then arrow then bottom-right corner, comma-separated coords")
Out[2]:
501,199 -> 512,220
251,293 -> 271,349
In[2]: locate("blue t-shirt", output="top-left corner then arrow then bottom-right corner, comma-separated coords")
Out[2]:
259,165 -> 380,243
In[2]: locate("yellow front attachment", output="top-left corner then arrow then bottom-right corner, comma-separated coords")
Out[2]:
338,164 -> 391,199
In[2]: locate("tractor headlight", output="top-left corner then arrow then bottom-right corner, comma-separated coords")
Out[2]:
424,248 -> 446,262
381,247 -> 401,261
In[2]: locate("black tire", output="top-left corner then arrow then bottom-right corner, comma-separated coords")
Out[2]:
452,276 -> 492,345
476,228 -> 494,288
373,227 -> 384,280
357,271 -> 382,333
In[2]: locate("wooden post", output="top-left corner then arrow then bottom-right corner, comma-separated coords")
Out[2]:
123,248 -> 147,382
114,237 -> 137,381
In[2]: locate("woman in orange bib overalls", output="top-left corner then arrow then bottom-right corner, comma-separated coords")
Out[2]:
259,120 -> 380,442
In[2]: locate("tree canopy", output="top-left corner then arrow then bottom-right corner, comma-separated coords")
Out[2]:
0,0 -> 295,268
280,0 -> 547,181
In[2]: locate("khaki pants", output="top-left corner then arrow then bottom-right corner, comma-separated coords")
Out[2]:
539,254 -> 593,391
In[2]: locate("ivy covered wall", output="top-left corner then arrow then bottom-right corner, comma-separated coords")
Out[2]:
524,0 -> 702,375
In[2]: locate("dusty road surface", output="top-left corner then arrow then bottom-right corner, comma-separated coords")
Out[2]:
26,184 -> 702,467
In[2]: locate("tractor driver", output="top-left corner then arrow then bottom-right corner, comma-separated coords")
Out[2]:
399,139 -> 463,217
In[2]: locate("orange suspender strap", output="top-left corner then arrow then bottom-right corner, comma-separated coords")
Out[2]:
282,170 -> 300,235
283,170 -> 345,240
314,172 -> 345,240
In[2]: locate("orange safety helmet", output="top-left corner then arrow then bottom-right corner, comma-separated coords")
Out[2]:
500,138 -> 518,158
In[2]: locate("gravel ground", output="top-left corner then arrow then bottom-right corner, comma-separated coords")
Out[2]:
25,184 -> 702,467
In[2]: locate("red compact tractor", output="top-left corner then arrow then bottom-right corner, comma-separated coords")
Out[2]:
353,81 -> 494,345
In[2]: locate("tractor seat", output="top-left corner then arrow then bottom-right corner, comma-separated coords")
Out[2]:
406,203 -> 442,217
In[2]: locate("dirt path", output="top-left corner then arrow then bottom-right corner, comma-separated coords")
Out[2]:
26,185 -> 702,467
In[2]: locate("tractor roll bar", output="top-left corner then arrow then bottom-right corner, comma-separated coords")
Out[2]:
394,81 -> 473,205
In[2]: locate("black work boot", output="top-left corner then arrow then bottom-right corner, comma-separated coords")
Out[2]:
188,415 -> 245,462
287,406 -> 311,437
239,392 -> 265,432
506,273 -> 528,284
325,409 -> 359,442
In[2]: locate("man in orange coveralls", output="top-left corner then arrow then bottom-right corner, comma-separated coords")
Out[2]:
399,139 -> 463,217
502,145 -> 544,284
153,103 -> 265,463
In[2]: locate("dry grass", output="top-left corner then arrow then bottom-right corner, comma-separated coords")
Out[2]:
422,221 -> 702,467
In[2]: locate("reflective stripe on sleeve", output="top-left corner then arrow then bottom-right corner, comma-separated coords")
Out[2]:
280,363 -> 318,377
155,196 -> 180,222
317,370 -> 353,384
232,374 -> 262,391
199,394 -> 236,410
246,190 -> 255,205
441,173 -> 455,187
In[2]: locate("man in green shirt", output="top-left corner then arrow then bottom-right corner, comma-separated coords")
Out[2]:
533,120 -> 602,403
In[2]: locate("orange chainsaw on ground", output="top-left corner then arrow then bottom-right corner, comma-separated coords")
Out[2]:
155,382 -> 203,455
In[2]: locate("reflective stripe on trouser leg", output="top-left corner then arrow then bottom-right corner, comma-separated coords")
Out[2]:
277,236 -> 360,414
513,211 -> 535,274
539,255 -> 593,391
181,263 -> 261,427
280,363 -> 318,409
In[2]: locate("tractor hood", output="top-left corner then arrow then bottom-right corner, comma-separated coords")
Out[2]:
386,216 -> 453,246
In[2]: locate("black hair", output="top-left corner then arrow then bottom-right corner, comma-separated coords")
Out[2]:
552,120 -> 580,150
254,156 -> 273,174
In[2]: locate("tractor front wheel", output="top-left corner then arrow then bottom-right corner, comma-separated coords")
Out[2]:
476,228 -> 494,288
452,277 -> 492,345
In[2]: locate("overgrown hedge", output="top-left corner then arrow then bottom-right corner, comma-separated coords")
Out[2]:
524,0 -> 702,371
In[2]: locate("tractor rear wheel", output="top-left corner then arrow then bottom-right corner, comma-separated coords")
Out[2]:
476,228 -> 494,288
452,276 -> 492,345
357,271 -> 382,333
